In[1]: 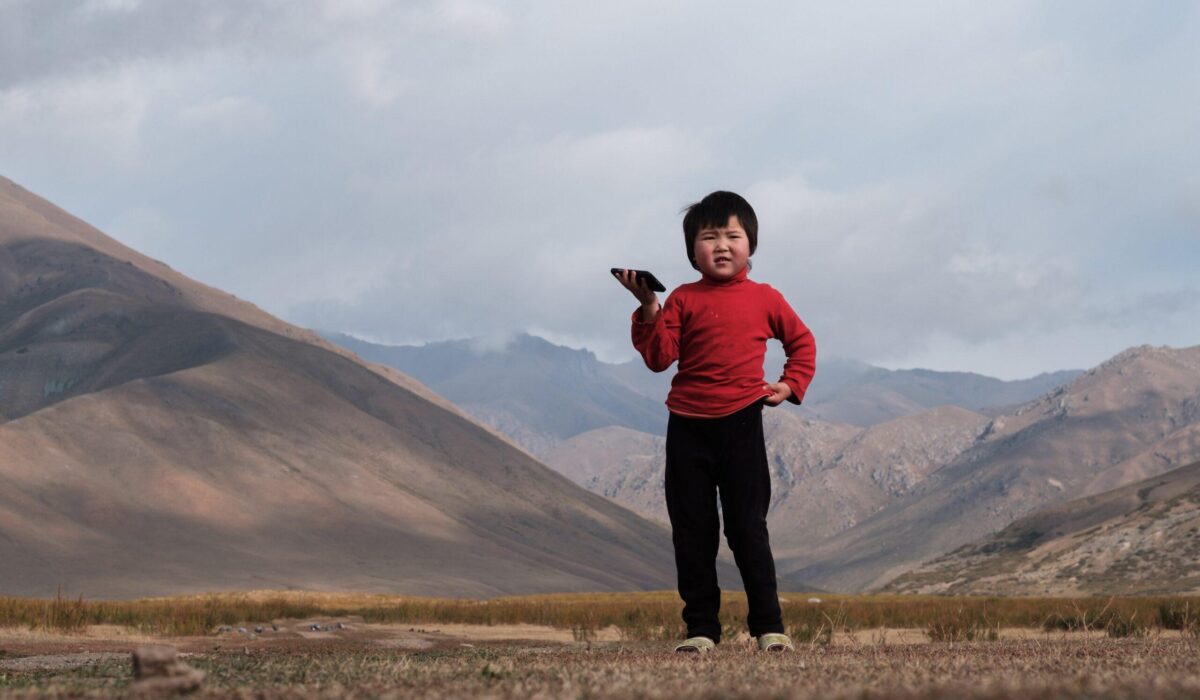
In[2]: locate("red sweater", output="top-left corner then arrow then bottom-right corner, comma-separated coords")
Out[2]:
631,266 -> 816,418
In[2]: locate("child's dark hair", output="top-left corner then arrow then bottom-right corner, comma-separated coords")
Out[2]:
681,191 -> 758,270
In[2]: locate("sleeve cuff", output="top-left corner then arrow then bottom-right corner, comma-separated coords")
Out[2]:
781,378 -> 804,405
631,305 -> 659,325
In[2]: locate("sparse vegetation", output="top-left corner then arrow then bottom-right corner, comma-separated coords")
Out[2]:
786,603 -> 840,645
4,638 -> 1200,698
1159,600 -> 1200,638
1100,609 -> 1150,638
0,589 -> 90,634
4,591 -> 1200,641
5,592 -> 1200,697
924,605 -> 1000,642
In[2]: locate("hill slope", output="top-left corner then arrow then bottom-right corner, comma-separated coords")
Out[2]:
328,335 -> 1079,448
0,175 -> 698,598
542,406 -> 989,557
782,345 -> 1200,591
322,332 -> 666,456
793,359 -> 1081,426
607,354 -> 1080,427
885,460 -> 1200,596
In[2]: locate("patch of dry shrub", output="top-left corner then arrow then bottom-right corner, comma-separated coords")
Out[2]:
4,591 -> 1200,642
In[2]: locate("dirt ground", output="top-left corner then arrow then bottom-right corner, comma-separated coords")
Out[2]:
2,619 -> 1200,698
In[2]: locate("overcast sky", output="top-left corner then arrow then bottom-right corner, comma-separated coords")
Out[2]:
2,1 -> 1197,379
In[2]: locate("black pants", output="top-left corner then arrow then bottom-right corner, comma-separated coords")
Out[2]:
665,399 -> 784,643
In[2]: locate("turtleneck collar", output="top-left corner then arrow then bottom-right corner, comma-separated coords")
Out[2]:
699,264 -> 750,287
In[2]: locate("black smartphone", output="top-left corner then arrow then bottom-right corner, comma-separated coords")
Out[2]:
611,268 -> 666,292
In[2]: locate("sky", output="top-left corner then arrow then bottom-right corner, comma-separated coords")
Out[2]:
1,1 -> 1197,379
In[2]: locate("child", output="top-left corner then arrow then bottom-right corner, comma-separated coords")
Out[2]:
614,190 -> 816,653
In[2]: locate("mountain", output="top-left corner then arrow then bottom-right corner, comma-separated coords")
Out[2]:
320,332 -> 666,456
541,411 -> 859,529
792,358 -> 1082,426
324,333 -> 1079,457
542,406 -> 990,558
766,405 -> 991,553
781,344 -> 1200,592
884,460 -> 1200,596
0,175 -> 699,599
543,425 -> 668,523
608,354 -> 1079,428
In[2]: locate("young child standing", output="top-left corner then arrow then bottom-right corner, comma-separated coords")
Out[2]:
614,191 -> 816,653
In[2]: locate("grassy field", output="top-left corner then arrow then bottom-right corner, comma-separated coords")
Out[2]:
3,591 -> 1200,698
3,589 -> 1198,640
4,638 -> 1200,699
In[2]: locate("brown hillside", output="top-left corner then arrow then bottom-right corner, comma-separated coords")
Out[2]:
769,405 -> 989,554
543,406 -> 988,558
0,176 -> 694,598
885,459 -> 1200,596
0,175 -> 461,419
783,345 -> 1200,592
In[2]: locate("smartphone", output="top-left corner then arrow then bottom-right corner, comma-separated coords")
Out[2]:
611,268 -> 666,292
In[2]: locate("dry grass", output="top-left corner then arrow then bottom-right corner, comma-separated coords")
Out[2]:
4,592 -> 1200,698
4,591 -> 1200,641
3,638 -> 1200,699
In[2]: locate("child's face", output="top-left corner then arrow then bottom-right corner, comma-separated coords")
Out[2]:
693,215 -> 750,280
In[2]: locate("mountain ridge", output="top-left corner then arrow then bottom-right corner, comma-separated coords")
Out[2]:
884,459 -> 1200,595
0,175 -> 725,598
781,343 -> 1200,591
324,331 -> 1081,445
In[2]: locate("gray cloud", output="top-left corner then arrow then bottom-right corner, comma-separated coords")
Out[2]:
0,1 -> 291,88
1,0 -> 1198,379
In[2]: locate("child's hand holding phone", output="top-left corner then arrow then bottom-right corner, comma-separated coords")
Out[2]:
611,268 -> 662,321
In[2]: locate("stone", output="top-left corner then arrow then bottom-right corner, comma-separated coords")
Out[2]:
131,645 -> 205,695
